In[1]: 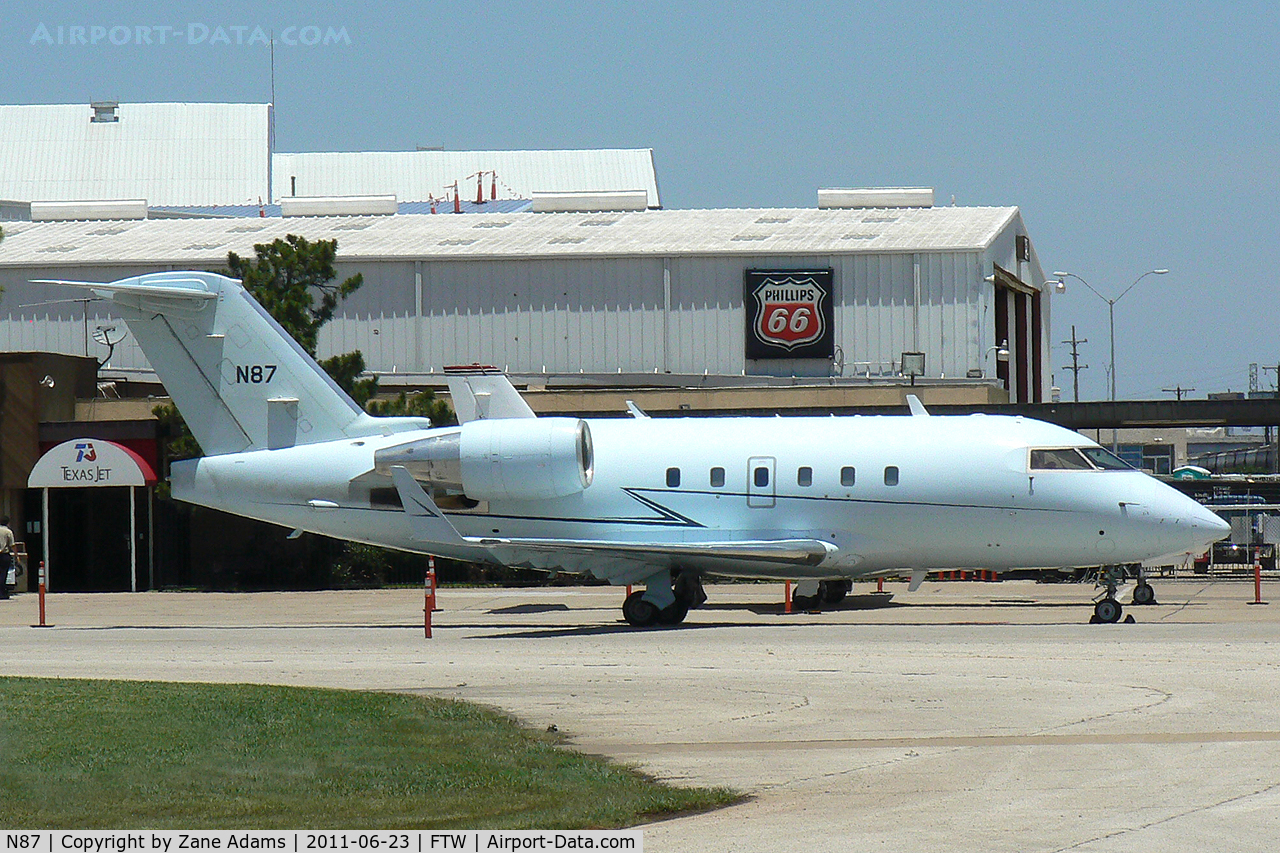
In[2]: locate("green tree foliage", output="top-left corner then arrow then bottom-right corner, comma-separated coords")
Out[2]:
366,389 -> 457,426
226,234 -> 362,358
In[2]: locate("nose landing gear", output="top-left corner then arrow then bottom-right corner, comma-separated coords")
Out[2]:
1092,564 -> 1149,623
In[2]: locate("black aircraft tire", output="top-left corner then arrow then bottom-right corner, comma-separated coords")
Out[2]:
1094,598 -> 1123,624
623,591 -> 660,627
791,593 -> 819,611
1132,583 -> 1156,606
657,601 -> 690,625
819,580 -> 849,605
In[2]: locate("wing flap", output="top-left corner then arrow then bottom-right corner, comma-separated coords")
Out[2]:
469,536 -> 839,568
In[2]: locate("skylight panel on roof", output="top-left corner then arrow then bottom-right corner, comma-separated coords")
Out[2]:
474,220 -> 511,229
548,236 -> 587,244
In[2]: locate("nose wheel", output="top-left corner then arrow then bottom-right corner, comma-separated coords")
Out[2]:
1132,581 -> 1156,605
1093,597 -> 1123,623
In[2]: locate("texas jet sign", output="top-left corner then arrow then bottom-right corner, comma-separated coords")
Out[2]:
744,269 -> 834,360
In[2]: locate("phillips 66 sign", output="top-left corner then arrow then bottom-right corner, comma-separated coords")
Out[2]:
744,269 -> 835,360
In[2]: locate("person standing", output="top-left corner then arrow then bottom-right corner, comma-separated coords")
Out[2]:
0,515 -> 14,599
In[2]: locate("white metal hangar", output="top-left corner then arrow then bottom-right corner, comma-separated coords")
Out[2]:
0,189 -> 1051,403
0,101 -> 661,215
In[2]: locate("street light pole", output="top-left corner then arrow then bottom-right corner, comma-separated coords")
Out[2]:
1053,268 -> 1169,402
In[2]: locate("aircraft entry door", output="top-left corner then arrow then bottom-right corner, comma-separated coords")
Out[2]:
747,456 -> 776,508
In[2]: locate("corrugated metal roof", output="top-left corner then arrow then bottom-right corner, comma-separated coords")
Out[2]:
0,206 -> 1020,268
0,102 -> 271,206
272,149 -> 661,207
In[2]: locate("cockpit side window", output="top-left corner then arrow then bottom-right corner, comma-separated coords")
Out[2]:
1029,448 -> 1094,470
1079,446 -> 1133,470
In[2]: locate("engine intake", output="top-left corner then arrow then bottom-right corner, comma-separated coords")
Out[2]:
374,418 -> 593,501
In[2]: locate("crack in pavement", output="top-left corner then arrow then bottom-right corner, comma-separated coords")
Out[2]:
1049,779 -> 1280,852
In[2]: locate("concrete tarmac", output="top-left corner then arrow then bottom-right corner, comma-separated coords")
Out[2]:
2,579 -> 1279,851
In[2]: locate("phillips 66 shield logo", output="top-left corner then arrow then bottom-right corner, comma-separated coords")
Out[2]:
744,269 -> 835,360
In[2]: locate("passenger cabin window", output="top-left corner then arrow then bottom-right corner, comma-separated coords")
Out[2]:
840,466 -> 856,487
666,467 -> 681,487
1030,448 -> 1094,471
710,467 -> 725,487
884,466 -> 899,486
797,466 -> 813,487
754,466 -> 770,487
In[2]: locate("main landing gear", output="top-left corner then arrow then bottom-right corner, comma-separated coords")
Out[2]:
622,569 -> 706,627
790,579 -> 851,611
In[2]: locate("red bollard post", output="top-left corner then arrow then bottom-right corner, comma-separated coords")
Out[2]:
877,577 -> 884,593
1250,549 -> 1269,606
785,581 -> 792,614
32,561 -> 52,628
424,556 -> 439,638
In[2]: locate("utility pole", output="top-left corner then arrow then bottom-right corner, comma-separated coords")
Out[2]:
1060,325 -> 1088,402
1261,363 -> 1280,397
1162,385 -> 1195,401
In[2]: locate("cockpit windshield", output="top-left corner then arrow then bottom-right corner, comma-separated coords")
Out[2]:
1029,446 -> 1134,471
1029,448 -> 1094,470
1079,446 -> 1132,470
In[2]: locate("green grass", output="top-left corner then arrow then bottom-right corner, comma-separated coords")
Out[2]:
0,677 -> 740,829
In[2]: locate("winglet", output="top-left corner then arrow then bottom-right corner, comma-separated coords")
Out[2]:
389,466 -> 468,544
444,373 -> 536,423
908,568 -> 928,591
906,395 -> 930,417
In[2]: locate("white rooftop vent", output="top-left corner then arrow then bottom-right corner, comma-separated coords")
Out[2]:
279,195 -> 398,217
818,187 -> 935,209
30,199 -> 147,221
90,101 -> 119,123
531,190 -> 648,213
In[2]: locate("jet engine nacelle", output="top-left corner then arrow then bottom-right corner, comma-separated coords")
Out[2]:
374,417 -> 594,501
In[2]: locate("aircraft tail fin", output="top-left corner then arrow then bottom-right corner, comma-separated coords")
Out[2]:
40,271 -> 428,455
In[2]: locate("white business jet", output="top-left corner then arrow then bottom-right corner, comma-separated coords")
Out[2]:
47,271 -> 1228,625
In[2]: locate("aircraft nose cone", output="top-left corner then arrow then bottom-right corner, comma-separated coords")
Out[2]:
1174,497 -> 1230,552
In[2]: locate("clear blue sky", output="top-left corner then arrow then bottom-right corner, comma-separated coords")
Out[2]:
6,1 -> 1279,401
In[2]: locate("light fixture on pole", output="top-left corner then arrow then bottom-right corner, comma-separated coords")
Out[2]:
984,339 -> 1009,376
1053,269 -> 1169,402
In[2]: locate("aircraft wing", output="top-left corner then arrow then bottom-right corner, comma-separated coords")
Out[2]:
390,465 -> 840,577
466,537 -> 840,582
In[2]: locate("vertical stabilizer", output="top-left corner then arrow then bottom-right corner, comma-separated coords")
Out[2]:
44,271 -> 375,455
